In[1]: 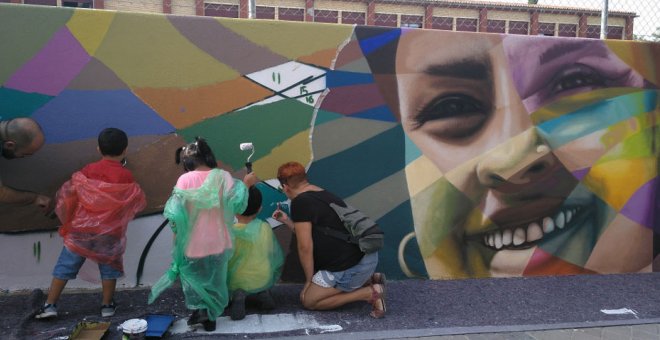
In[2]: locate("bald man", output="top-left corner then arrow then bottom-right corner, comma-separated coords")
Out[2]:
0,118 -> 50,209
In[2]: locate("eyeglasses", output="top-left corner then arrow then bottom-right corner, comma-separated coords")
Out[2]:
277,177 -> 287,192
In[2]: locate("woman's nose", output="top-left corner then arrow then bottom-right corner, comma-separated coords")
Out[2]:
476,128 -> 557,189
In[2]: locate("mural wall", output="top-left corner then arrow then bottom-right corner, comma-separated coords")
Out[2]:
0,4 -> 658,289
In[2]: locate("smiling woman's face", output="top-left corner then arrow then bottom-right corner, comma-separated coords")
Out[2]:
396,30 -> 655,278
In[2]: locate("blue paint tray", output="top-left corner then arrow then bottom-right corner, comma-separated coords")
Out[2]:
145,314 -> 175,338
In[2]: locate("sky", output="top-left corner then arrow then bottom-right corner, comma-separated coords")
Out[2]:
481,0 -> 660,37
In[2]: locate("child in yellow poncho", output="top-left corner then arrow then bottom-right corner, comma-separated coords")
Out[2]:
227,185 -> 284,320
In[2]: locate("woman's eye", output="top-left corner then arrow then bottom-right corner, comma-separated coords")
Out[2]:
550,64 -> 606,95
415,94 -> 484,125
412,94 -> 489,139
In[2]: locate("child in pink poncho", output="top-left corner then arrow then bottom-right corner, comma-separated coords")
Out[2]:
36,128 -> 146,320
148,137 -> 258,332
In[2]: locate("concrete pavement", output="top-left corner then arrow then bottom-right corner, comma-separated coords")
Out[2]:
2,272 -> 660,339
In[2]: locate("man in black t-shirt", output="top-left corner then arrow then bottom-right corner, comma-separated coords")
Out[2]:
272,161 -> 386,318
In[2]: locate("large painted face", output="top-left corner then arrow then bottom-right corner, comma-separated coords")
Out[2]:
396,29 -> 656,278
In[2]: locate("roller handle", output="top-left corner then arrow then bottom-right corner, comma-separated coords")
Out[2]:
246,161 -> 253,174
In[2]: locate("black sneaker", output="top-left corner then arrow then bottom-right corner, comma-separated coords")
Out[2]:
202,319 -> 216,332
35,303 -> 58,319
256,290 -> 276,310
100,301 -> 116,317
229,289 -> 246,320
188,309 -> 209,326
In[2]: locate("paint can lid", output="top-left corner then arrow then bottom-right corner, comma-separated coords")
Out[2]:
121,318 -> 148,334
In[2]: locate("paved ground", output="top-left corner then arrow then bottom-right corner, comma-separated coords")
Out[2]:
2,272 -> 660,339
428,324 -> 660,339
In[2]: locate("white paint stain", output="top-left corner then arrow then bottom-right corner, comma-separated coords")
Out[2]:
170,313 -> 343,335
600,308 -> 639,318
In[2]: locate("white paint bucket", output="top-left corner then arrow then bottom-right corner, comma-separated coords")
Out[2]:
121,318 -> 148,340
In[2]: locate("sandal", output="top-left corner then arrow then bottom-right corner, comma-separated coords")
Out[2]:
368,283 -> 386,319
362,272 -> 387,287
371,272 -> 386,286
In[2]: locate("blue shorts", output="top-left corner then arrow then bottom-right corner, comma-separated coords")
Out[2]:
312,252 -> 378,292
52,246 -> 123,280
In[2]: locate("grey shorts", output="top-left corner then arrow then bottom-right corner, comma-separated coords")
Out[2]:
312,252 -> 378,292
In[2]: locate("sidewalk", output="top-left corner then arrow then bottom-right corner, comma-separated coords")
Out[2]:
425,323 -> 660,340
2,272 -> 659,339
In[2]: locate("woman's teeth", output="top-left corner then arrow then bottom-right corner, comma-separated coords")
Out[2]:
483,207 -> 580,250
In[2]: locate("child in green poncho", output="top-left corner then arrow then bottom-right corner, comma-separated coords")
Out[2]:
148,137 -> 258,331
226,186 -> 284,320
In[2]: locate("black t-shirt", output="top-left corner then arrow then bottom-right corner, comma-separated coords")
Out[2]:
290,190 -> 364,272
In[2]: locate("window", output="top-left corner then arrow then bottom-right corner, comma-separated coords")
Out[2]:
342,11 -> 365,25
558,23 -> 577,37
456,18 -> 477,32
256,6 -> 274,20
431,16 -> 453,30
606,26 -> 623,39
24,0 -> 57,5
538,22 -> 555,36
62,0 -> 92,8
315,10 -> 338,23
374,13 -> 397,27
586,25 -> 600,39
508,21 -> 529,35
487,19 -> 505,33
278,7 -> 304,22
401,15 -> 422,28
205,3 -> 238,18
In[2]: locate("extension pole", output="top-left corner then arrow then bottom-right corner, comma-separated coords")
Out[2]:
600,0 -> 609,39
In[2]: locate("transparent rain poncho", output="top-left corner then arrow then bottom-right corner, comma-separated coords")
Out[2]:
227,219 -> 284,294
56,172 -> 146,273
148,169 -> 248,320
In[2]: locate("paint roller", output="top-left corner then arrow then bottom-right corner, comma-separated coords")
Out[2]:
240,142 -> 255,173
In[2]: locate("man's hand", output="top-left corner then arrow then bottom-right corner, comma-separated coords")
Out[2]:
34,194 -> 51,214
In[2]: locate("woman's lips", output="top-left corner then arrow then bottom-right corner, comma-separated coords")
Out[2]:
477,205 -> 584,250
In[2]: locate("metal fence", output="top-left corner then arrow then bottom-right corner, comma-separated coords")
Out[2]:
65,0 -> 660,41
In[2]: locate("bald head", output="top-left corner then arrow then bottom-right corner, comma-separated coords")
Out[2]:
1,118 -> 45,159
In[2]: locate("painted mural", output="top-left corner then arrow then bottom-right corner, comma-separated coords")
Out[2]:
0,4 -> 658,283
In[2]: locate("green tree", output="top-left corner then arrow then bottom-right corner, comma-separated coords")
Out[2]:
634,26 -> 660,42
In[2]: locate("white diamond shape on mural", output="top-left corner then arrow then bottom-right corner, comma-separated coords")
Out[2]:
245,61 -> 326,107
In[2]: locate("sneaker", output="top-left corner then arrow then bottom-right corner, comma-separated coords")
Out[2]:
229,289 -> 246,320
202,319 -> 216,332
188,309 -> 209,326
35,303 -> 58,319
256,289 -> 276,310
100,301 -> 116,317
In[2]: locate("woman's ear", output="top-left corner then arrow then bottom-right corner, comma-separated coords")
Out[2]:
3,140 -> 15,150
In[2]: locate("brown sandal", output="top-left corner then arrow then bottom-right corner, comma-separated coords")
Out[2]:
368,283 -> 386,319
362,272 -> 387,287
371,272 -> 386,286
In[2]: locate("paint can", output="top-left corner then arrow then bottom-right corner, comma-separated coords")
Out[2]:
120,318 -> 148,340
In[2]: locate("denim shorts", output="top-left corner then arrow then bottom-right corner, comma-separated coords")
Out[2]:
52,246 -> 123,280
312,252 -> 378,292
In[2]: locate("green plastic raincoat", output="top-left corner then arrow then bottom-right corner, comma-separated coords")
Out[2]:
148,169 -> 248,320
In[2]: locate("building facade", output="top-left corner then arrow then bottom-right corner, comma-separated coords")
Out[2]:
0,0 -> 635,39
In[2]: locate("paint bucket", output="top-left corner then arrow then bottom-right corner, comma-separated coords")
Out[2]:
120,318 -> 148,340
